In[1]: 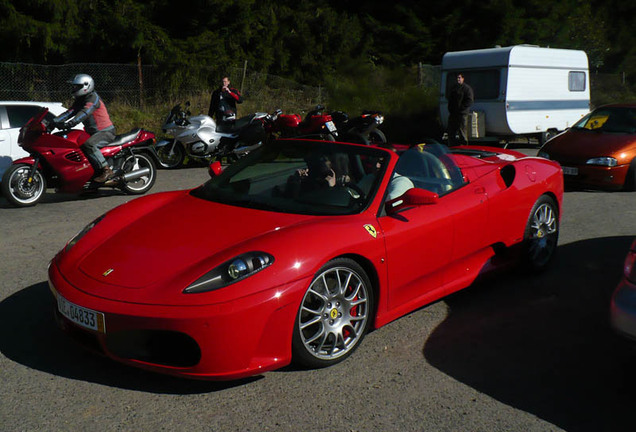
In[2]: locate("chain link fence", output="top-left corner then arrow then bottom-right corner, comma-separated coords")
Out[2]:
1,61 -> 631,112
0,62 -> 327,111
590,73 -> 636,107
0,62 -> 148,104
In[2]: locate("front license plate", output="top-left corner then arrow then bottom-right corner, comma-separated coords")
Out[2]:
562,166 -> 578,176
57,294 -> 106,333
325,121 -> 336,132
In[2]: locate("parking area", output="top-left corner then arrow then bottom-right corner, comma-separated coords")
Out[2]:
1,147 -> 636,431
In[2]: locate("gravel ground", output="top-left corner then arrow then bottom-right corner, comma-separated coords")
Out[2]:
1,149 -> 635,432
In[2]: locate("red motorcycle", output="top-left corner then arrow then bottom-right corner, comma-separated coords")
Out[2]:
266,105 -> 338,141
1,108 -> 158,207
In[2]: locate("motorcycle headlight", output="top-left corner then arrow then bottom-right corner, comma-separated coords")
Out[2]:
538,151 -> 550,160
586,157 -> 617,167
65,214 -> 106,252
375,114 -> 384,125
184,252 -> 274,294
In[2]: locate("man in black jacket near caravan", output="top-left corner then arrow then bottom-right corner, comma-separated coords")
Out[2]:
447,72 -> 474,146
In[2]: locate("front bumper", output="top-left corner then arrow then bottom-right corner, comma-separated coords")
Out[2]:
48,260 -> 309,380
561,164 -> 629,190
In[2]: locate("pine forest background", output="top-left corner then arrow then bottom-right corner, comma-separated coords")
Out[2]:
1,0 -> 635,142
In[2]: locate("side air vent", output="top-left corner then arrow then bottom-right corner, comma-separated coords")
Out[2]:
65,151 -> 84,163
500,164 -> 516,188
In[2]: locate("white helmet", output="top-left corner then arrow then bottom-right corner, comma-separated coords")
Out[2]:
69,74 -> 95,97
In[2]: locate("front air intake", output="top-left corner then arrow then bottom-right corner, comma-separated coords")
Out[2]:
64,151 -> 84,163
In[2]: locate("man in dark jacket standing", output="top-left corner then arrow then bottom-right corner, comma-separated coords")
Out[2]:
208,76 -> 243,128
447,72 -> 474,146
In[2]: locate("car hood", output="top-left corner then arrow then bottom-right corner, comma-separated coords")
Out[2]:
546,130 -> 636,161
77,192 -> 313,290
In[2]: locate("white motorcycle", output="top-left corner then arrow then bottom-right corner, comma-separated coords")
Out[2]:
154,102 -> 272,168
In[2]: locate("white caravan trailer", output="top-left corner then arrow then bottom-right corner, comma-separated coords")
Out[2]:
440,45 -> 590,144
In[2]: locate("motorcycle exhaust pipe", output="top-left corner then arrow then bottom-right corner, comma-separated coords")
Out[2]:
122,167 -> 151,182
232,141 -> 263,156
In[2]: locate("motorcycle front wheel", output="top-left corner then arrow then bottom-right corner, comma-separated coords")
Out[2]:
120,153 -> 157,195
156,141 -> 185,169
1,164 -> 46,207
367,129 -> 387,145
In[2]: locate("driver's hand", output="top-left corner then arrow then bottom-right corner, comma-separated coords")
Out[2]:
325,169 -> 336,187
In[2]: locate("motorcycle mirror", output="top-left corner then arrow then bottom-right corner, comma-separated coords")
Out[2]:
185,101 -> 191,107
208,161 -> 223,178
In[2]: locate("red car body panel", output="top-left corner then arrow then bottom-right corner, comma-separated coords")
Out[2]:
48,141 -> 563,380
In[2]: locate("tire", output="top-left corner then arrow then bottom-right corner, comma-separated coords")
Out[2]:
522,195 -> 559,271
343,132 -> 368,145
321,133 -> 336,142
368,129 -> 387,145
155,142 -> 185,169
1,164 -> 46,207
623,158 -> 636,191
292,258 -> 374,368
120,152 -> 156,195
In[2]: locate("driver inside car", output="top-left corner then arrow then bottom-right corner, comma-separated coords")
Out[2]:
285,153 -> 351,198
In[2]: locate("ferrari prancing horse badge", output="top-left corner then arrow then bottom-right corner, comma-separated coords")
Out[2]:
364,224 -> 377,238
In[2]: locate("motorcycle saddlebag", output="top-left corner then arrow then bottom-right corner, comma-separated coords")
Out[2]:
275,114 -> 302,137
277,114 -> 302,128
239,122 -> 267,143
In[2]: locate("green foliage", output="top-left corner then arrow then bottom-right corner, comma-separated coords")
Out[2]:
1,0 -> 634,140
1,0 -> 632,74
109,101 -> 160,133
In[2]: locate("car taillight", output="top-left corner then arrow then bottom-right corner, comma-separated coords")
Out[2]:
625,241 -> 636,284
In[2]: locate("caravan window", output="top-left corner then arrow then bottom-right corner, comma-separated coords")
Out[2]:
568,72 -> 586,92
446,69 -> 500,101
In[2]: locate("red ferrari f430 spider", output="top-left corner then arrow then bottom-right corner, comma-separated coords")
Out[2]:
48,139 -> 563,380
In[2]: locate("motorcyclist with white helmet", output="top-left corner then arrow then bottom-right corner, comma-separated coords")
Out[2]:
53,74 -> 116,182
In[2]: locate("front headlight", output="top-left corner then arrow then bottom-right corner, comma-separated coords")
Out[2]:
538,151 -> 550,160
65,214 -> 106,252
586,157 -> 617,167
184,252 -> 274,294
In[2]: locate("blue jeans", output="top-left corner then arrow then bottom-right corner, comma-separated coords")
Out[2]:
81,128 -> 116,169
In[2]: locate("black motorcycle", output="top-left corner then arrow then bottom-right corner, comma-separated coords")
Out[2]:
330,110 -> 387,145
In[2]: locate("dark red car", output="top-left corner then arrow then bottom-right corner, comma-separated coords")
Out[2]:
538,104 -> 636,190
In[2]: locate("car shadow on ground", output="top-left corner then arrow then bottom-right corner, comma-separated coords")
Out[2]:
424,236 -> 635,432
0,189 -> 129,208
0,282 -> 261,393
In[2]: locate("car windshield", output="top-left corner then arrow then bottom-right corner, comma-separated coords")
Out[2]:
191,139 -> 391,215
392,143 -> 466,197
572,107 -> 636,134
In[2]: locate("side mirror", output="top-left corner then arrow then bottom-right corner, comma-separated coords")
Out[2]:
386,188 -> 439,214
208,160 -> 223,178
